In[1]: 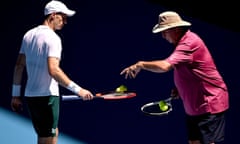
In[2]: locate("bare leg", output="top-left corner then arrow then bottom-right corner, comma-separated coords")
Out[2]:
38,128 -> 58,144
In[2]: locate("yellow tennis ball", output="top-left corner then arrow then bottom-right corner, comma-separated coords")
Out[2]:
158,100 -> 165,107
115,85 -> 127,93
158,100 -> 168,111
160,105 -> 169,111
116,87 -> 122,93
119,85 -> 127,91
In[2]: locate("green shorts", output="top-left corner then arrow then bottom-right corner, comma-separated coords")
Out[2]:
25,96 -> 60,137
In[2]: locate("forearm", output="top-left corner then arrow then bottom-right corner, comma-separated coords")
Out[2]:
13,65 -> 24,85
12,54 -> 26,96
12,67 -> 24,96
49,67 -> 83,95
13,54 -> 26,85
48,57 -> 83,94
137,60 -> 172,73
49,67 -> 72,87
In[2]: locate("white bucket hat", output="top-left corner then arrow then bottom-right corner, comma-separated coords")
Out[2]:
44,0 -> 76,17
152,11 -> 191,33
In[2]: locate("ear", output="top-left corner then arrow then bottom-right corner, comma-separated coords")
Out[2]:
48,13 -> 56,21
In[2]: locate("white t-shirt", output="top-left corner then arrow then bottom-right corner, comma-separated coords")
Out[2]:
20,25 -> 62,97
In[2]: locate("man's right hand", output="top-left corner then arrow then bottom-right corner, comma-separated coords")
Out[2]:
78,88 -> 94,100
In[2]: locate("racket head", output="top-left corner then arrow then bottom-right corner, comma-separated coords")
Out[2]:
141,100 -> 172,116
95,91 -> 136,100
62,91 -> 136,101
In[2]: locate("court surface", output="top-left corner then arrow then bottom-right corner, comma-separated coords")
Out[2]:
0,108 -> 86,144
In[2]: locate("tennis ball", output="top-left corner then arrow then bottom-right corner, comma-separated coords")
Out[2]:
158,100 -> 168,111
115,85 -> 127,93
160,105 -> 169,111
116,88 -> 121,93
158,100 -> 166,107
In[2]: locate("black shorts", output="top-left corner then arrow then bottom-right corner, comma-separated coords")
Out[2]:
186,111 -> 226,144
25,96 -> 60,137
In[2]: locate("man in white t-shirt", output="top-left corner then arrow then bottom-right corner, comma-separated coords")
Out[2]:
11,1 -> 94,144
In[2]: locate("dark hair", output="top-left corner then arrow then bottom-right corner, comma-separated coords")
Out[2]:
44,14 -> 51,20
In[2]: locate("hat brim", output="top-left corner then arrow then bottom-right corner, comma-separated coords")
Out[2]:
62,9 -> 76,17
152,21 -> 191,33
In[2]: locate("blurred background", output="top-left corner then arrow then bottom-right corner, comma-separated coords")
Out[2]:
1,0 -> 239,143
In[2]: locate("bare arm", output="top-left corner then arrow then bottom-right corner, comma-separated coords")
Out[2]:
138,60 -> 172,73
12,54 -> 26,85
48,57 -> 93,100
120,60 -> 173,79
11,54 -> 26,112
48,57 -> 71,87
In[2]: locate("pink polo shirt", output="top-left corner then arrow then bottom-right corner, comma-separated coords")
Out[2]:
166,30 -> 229,116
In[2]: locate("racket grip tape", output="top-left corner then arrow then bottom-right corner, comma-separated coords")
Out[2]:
62,95 -> 103,101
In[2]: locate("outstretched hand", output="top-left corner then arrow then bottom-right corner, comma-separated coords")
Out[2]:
120,63 -> 141,79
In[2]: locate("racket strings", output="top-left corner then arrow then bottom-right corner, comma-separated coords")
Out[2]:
141,101 -> 172,116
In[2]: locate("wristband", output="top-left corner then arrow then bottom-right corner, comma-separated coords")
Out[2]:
66,81 -> 82,94
12,85 -> 21,97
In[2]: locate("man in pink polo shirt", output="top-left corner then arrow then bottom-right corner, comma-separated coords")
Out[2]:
120,11 -> 229,144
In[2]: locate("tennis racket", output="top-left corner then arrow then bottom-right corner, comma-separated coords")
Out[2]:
62,91 -> 137,101
141,96 -> 174,116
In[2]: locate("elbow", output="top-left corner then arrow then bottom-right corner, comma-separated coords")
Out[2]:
48,70 -> 55,77
48,66 -> 59,77
161,67 -> 171,72
160,62 -> 172,72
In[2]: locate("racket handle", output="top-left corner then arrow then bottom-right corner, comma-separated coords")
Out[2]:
62,95 -> 102,101
165,97 -> 173,102
62,95 -> 80,101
